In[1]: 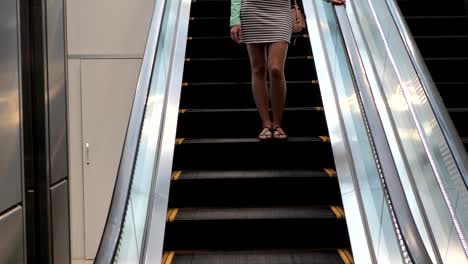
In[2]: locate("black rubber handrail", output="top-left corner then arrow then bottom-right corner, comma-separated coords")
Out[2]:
333,5 -> 435,264
94,0 -> 167,262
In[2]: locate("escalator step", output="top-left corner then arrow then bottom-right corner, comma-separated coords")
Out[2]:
436,82 -> 468,108
406,16 -> 468,36
174,169 -> 333,180
398,1 -> 465,16
448,108 -> 468,138
186,36 -> 312,58
172,138 -> 334,170
425,58 -> 468,82
176,108 -> 328,138
415,36 -> 468,58
189,0 -> 231,18
187,17 -> 231,37
165,250 -> 350,264
169,170 -> 341,208
164,206 -> 350,250
179,81 -> 321,109
183,57 -> 316,83
170,206 -> 340,220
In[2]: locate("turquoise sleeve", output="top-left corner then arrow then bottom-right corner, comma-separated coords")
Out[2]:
230,0 -> 241,27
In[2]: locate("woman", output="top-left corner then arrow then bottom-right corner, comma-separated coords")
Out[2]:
230,0 -> 346,140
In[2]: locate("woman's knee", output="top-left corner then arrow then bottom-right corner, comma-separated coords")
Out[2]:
251,63 -> 266,76
269,63 -> 284,79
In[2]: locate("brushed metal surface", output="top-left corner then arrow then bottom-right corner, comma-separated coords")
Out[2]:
0,206 -> 25,264
0,0 -> 22,213
46,0 -> 68,185
51,180 -> 71,264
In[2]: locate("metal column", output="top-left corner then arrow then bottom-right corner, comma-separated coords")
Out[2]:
0,0 -> 27,263
21,0 -> 71,262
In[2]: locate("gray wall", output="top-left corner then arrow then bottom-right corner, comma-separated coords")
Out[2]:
0,0 -> 26,263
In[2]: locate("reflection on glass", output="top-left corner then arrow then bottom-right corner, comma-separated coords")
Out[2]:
114,0 -> 181,262
347,0 -> 468,261
314,1 -> 403,262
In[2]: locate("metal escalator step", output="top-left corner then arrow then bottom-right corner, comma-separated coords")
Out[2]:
171,206 -> 340,221
164,206 -> 350,251
176,108 -> 327,138
436,82 -> 468,108
167,250 -> 349,264
173,138 -> 334,170
405,16 -> 468,36
183,57 -> 316,83
398,1 -> 464,16
425,58 -> 468,82
177,137 -> 324,144
185,36 -> 312,58
189,0 -> 233,18
448,108 -> 468,138
168,169 -> 341,208
415,36 -> 468,58
187,17 -> 230,37
175,170 -> 331,180
179,81 -> 321,109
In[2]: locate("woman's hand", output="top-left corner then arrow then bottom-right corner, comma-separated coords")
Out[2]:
331,0 -> 346,5
230,25 -> 242,44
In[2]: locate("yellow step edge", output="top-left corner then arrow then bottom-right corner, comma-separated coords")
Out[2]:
312,80 -> 319,84
344,249 -> 354,263
179,109 -> 188,114
338,248 -> 354,264
162,251 -> 175,264
176,138 -> 185,145
330,206 -> 342,219
319,136 -> 330,143
337,207 -> 346,218
172,171 -> 183,181
166,208 -> 179,222
182,82 -> 189,87
313,107 -> 324,112
324,168 -> 337,177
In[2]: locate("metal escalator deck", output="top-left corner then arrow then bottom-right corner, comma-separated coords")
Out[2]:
161,0 -> 352,263
399,0 -> 468,150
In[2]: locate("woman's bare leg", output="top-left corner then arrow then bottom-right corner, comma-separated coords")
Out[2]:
267,42 -> 288,137
246,43 -> 272,136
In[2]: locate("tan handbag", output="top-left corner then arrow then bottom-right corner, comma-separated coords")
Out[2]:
292,0 -> 305,33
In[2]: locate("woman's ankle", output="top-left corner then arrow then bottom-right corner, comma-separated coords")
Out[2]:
263,121 -> 273,129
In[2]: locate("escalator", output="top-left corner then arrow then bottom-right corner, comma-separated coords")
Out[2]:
161,0 -> 352,262
96,0 -> 468,263
399,0 -> 468,151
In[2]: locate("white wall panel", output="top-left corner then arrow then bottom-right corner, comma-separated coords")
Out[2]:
67,59 -> 85,260
67,0 -> 155,56
81,59 -> 141,259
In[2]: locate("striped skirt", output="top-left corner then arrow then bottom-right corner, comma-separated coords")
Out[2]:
240,0 -> 292,44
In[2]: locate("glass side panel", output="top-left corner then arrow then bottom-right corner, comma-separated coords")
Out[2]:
310,1 -> 404,262
114,0 -> 181,262
347,0 -> 468,261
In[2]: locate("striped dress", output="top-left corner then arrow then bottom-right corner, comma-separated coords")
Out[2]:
240,0 -> 292,44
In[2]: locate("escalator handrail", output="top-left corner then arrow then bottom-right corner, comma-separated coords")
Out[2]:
333,5 -> 434,263
384,0 -> 468,189
94,0 -> 167,262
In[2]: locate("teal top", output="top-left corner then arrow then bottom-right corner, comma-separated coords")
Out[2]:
230,0 -> 241,27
